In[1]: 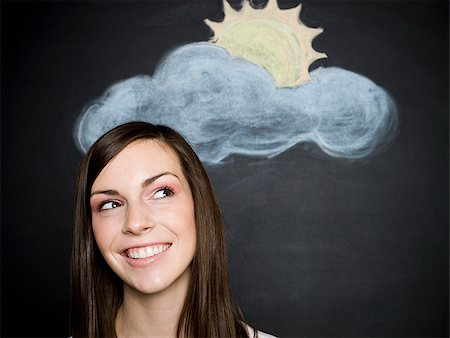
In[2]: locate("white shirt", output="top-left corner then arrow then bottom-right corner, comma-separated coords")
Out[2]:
246,325 -> 277,338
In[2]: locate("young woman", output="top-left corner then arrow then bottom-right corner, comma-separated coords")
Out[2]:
71,122 -> 274,337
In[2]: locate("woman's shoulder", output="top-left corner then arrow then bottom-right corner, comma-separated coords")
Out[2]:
246,324 -> 277,338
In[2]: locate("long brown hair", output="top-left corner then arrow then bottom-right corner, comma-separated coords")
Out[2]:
71,122 -> 250,337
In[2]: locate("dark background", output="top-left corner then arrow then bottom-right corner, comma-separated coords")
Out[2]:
1,1 -> 448,337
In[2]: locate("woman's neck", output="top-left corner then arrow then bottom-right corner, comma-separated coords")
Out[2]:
115,269 -> 191,338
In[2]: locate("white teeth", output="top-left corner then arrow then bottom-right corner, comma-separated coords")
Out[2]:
127,244 -> 171,259
145,246 -> 154,257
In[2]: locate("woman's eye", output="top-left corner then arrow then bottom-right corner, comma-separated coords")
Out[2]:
154,187 -> 174,199
99,200 -> 122,211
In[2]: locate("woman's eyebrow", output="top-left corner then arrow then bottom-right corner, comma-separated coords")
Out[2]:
90,189 -> 119,197
90,172 -> 179,197
142,172 -> 179,189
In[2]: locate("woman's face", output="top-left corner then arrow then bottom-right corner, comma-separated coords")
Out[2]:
90,139 -> 196,295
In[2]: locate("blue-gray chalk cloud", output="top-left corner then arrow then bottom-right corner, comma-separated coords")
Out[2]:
74,42 -> 397,164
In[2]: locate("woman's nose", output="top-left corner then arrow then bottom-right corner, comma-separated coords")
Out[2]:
123,203 -> 154,235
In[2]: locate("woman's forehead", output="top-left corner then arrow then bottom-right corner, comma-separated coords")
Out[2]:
93,139 -> 183,186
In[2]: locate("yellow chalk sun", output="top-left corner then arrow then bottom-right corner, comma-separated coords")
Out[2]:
205,0 -> 327,87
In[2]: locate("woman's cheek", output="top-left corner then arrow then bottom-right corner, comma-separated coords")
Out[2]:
92,214 -> 121,251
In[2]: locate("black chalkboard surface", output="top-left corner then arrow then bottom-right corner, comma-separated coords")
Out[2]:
1,1 -> 448,337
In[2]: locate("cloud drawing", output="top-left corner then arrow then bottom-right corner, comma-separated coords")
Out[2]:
74,42 -> 397,165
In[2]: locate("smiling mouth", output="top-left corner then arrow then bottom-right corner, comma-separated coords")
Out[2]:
126,244 -> 172,259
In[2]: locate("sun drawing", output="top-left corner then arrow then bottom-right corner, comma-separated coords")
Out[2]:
205,0 -> 327,87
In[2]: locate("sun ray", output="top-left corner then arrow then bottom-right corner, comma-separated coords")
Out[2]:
204,0 -> 327,87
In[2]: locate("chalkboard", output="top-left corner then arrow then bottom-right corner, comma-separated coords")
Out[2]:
1,1 -> 448,337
